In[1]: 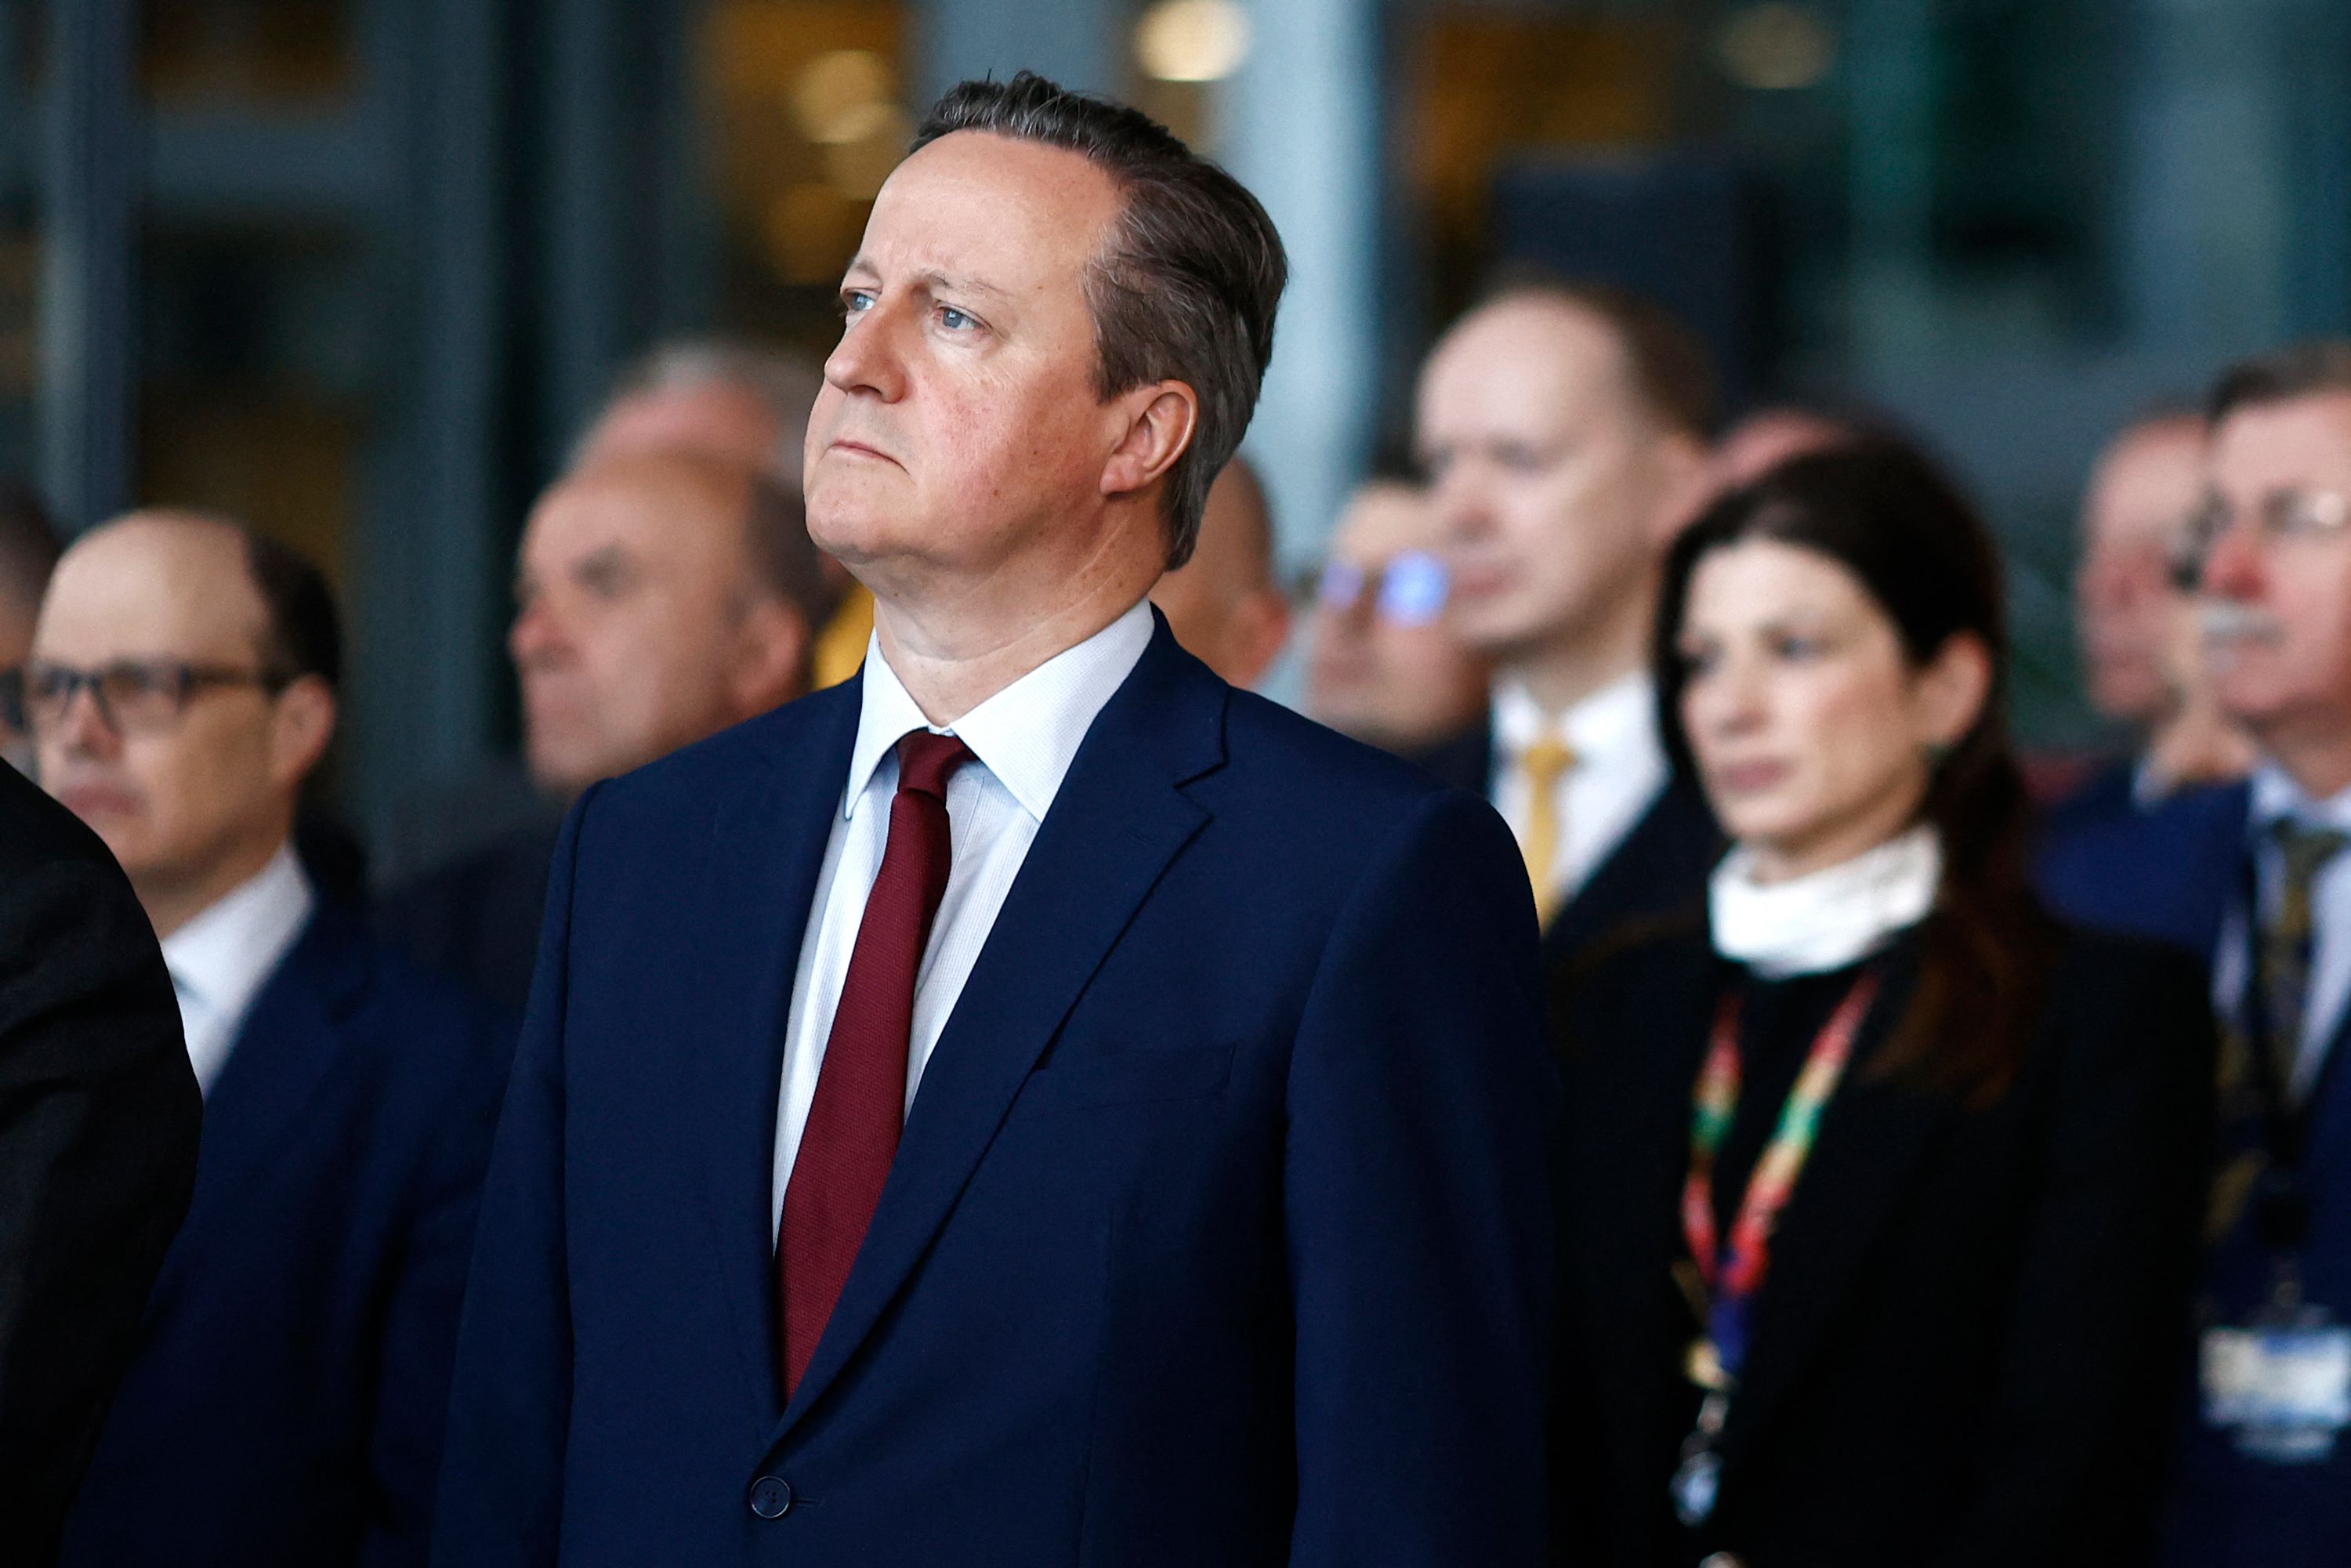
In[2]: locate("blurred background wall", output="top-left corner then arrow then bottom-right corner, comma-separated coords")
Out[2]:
6,0 -> 2349,843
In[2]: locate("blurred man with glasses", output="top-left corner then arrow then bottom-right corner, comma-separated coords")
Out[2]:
2038,407 -> 2253,955
32,512 -> 513,1567
1305,468 -> 1487,755
2161,342 -> 2351,1568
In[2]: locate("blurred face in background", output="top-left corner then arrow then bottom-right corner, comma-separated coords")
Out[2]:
804,131 -> 1182,616
31,516 -> 334,932
2076,417 -> 2204,726
2200,393 -> 2351,755
1676,538 -> 1987,882
579,381 -> 785,482
1150,459 -> 1291,689
1416,295 -> 1707,671
1306,481 -> 1489,752
510,453 -> 806,798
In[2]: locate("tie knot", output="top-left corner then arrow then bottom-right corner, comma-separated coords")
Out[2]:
1521,735 -> 1578,791
895,730 -> 974,801
2271,819 -> 2350,890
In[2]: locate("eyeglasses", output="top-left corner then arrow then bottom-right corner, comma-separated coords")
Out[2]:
2171,489 -> 2351,590
1313,550 -> 1452,628
13,659 -> 288,737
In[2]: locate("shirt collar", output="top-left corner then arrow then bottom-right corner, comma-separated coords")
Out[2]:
161,842 -> 315,1020
842,599 -> 1157,823
1493,669 -> 1658,764
2250,761 -> 2351,837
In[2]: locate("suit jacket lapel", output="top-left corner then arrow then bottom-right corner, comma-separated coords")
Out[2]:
773,624 -> 1225,1439
689,681 -> 864,1428
1545,772 -> 1719,963
1721,956 -> 1952,1465
147,913 -> 366,1308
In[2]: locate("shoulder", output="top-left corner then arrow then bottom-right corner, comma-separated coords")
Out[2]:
1215,690 -> 1465,828
299,911 -> 519,1080
581,681 -> 857,835
2032,920 -> 2217,1086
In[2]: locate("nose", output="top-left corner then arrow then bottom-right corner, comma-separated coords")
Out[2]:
823,297 -> 908,404
2201,516 -> 2266,603
1689,653 -> 1767,742
509,596 -> 569,672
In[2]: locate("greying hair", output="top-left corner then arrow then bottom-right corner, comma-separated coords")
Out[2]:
912,72 -> 1288,570
585,339 -> 826,488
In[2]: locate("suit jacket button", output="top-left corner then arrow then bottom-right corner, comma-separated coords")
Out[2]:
748,1476 -> 793,1519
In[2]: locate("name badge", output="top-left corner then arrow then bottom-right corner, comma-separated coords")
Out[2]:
2201,1321 -> 2351,1464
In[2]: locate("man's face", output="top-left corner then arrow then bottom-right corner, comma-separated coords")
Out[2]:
2200,393 -> 2351,748
509,458 -> 769,795
32,520 -> 313,891
803,131 -> 1145,599
1306,482 -> 1489,751
1416,297 -> 1697,664
2076,421 -> 2203,726
579,382 -> 788,484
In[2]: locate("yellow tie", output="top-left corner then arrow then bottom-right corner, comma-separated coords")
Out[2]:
1519,736 -> 1577,927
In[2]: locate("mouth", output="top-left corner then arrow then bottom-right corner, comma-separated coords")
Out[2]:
56,781 -> 143,820
1711,759 -> 1791,795
2200,601 -> 2287,650
825,438 -> 900,468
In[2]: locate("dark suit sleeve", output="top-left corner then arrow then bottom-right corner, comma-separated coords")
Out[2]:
1284,788 -> 1556,1566
363,1003 -> 513,1568
1931,944 -> 2217,1566
430,793 -> 593,1567
0,849 -> 200,1556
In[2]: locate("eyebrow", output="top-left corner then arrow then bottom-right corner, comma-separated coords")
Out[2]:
841,256 -> 1012,303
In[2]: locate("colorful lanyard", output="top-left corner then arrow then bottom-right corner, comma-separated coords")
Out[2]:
1680,971 -> 1879,1390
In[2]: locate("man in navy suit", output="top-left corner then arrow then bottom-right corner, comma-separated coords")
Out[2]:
2161,342 -> 2351,1566
434,73 -> 1556,1566
2038,407 -> 2252,955
27,512 -> 513,1566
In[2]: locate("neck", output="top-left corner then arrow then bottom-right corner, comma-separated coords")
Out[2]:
1499,611 -> 1652,718
2261,719 -> 2351,804
139,831 -> 287,941
2145,697 -> 2256,794
868,526 -> 1161,724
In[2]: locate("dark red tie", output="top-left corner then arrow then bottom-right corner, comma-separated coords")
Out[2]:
779,729 -> 973,1396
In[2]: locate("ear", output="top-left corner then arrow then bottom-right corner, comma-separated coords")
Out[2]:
1099,382 -> 1198,504
1646,433 -> 1716,549
266,675 -> 338,792
728,599 -> 813,719
1911,632 -> 1993,751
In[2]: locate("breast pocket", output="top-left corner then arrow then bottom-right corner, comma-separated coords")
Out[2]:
1022,1037 -> 1240,1107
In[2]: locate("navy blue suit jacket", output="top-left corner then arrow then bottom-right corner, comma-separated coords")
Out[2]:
433,622 -> 1557,1566
2034,760 -> 2248,958
63,908 -> 516,1567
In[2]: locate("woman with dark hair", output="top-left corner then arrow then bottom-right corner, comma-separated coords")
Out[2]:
1549,440 -> 2215,1567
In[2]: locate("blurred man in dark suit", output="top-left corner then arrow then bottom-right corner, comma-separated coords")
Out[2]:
379,452 -> 836,1014
0,762 -> 198,1561
1149,454 -> 1291,688
2039,408 -> 2253,954
0,482 -> 60,773
434,72 -> 1552,1565
1303,468 -> 1488,755
32,512 -> 511,1566
2161,342 -> 2351,1567
1412,277 -> 1723,961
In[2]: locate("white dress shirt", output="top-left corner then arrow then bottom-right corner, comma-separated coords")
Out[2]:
1491,671 -> 1669,909
770,599 -> 1156,1233
2214,763 -> 2351,1099
160,843 -> 315,1096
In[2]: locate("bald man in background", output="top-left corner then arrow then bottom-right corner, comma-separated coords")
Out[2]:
380,453 -> 839,1013
1306,473 -> 1488,755
0,483 -> 60,773
2038,408 -> 2253,954
1150,456 -> 1292,688
579,339 -> 871,686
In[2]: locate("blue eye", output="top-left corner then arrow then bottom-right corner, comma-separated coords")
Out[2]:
840,290 -> 874,317
939,306 -> 973,331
